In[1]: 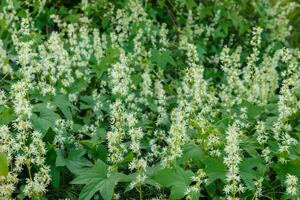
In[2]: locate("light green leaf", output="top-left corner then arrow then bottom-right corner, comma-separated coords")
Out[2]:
0,107 -> 16,125
0,153 -> 8,177
152,166 -> 194,200
179,143 -> 204,167
204,157 -> 226,184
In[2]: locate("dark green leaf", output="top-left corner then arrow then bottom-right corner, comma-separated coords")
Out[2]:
56,148 -> 92,174
71,160 -> 129,200
151,49 -> 175,69
53,95 -> 73,120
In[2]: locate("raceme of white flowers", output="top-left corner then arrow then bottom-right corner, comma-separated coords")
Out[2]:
285,174 -> 298,197
0,0 -> 299,199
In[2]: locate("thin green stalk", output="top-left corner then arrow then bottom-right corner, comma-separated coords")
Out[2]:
26,161 -> 33,181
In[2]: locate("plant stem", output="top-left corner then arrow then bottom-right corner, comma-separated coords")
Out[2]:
137,185 -> 143,200
26,162 -> 33,181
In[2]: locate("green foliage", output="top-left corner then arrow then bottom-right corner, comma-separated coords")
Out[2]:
151,166 -> 194,199
204,157 -> 226,185
92,47 -> 120,77
0,153 -> 8,178
32,103 -> 60,136
0,106 -> 16,125
150,49 -> 175,69
71,160 -> 129,200
0,0 -> 299,199
56,148 -> 92,174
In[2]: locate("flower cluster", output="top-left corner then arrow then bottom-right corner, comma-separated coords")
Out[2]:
223,122 -> 245,199
185,169 -> 208,200
285,174 -> 298,197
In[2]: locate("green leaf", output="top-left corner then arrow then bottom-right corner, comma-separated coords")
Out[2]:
71,160 -> 129,200
240,136 -> 260,157
185,0 -> 197,10
50,163 -> 61,188
71,159 -> 107,184
151,49 -> 175,69
204,157 -> 226,184
64,14 -> 80,23
189,191 -> 201,200
240,157 -> 267,189
68,78 -> 88,93
240,100 -> 264,121
31,111 -> 59,136
31,103 -> 60,136
0,107 -> 16,125
274,161 -> 300,183
53,95 -> 73,120
151,166 -> 194,199
147,96 -> 158,112
0,153 -> 8,177
179,143 -> 204,167
92,47 -> 120,77
56,148 -> 92,174
196,44 -> 207,60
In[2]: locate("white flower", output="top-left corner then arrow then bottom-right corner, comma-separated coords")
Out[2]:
223,122 -> 245,198
285,174 -> 298,196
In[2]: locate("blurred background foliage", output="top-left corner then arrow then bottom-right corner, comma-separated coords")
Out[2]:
49,0 -> 300,48
288,0 -> 300,48
1,0 -> 299,48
